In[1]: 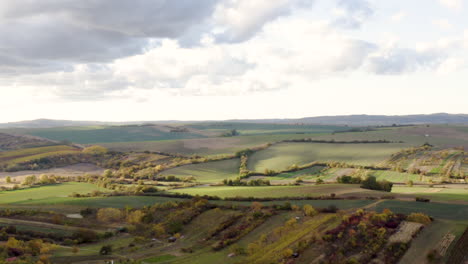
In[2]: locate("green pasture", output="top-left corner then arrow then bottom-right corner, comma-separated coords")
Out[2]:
371,170 -> 423,183
0,145 -> 79,164
161,158 -> 240,183
392,186 -> 468,202
1,125 -> 207,144
168,184 -> 390,199
0,182 -> 108,204
247,142 -> 406,172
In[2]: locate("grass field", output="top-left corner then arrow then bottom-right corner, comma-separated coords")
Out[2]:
0,145 -> 79,165
0,182 -> 108,204
1,125 -> 208,144
247,142 -> 407,172
372,200 -> 468,221
100,133 -> 346,156
189,122 -> 348,135
371,170 -> 423,183
392,186 -> 468,202
312,125 -> 468,148
161,158 -> 240,183
399,219 -> 467,264
169,184 -> 391,198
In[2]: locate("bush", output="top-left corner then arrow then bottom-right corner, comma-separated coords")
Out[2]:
99,245 -> 113,255
407,213 -> 431,225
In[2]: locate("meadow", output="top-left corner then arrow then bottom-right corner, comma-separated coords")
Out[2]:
247,142 -> 407,172
161,158 -> 240,183
168,184 -> 392,198
0,145 -> 79,165
0,182 -> 107,204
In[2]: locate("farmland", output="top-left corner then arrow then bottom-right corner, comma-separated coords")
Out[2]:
247,142 -> 407,171
168,184 -> 395,198
0,182 -> 108,204
161,158 -> 240,183
0,123 -> 466,263
0,145 -> 80,165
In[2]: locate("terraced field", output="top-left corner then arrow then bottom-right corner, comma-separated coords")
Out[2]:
161,158 -> 240,183
247,142 -> 406,172
0,145 -> 80,165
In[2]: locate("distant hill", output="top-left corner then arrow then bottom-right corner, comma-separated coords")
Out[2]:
0,113 -> 467,128
230,113 -> 468,126
0,119 -> 116,128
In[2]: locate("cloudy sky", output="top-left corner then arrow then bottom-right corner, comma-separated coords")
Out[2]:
0,0 -> 467,122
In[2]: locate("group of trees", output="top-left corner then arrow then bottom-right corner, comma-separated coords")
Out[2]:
0,237 -> 57,263
222,178 -> 271,186
360,176 -> 393,192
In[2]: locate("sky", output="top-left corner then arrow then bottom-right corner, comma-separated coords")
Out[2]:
0,0 -> 467,122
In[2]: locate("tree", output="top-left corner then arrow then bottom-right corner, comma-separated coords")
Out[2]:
5,176 -> 11,183
303,205 -> 318,217
97,208 -> 122,222
152,223 -> 166,238
127,210 -> 145,224
99,245 -> 112,255
22,175 -> 37,186
406,180 -> 414,187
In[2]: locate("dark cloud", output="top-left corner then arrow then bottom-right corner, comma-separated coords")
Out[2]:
0,0 -> 219,73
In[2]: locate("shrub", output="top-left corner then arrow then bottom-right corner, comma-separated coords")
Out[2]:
97,208 -> 122,222
99,245 -> 113,255
407,213 -> 431,225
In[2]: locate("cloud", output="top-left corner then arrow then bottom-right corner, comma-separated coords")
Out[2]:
0,18 -> 378,99
390,11 -> 406,22
433,19 -> 454,30
212,0 -> 313,43
438,0 -> 463,10
0,0 -> 220,73
365,36 -> 466,75
332,0 -> 373,29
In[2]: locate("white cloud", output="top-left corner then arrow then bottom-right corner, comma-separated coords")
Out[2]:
390,11 -> 406,22
436,58 -> 465,74
212,0 -> 313,43
439,0 -> 463,10
433,19 -> 454,30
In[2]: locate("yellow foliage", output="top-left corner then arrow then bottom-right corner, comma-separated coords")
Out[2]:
407,213 -> 432,225
97,208 -> 122,222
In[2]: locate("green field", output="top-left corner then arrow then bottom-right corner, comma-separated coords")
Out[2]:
0,125 -> 208,144
0,145 -> 79,164
161,158 -> 240,183
0,182 -> 108,204
100,133 -> 347,156
373,200 -> 468,220
399,219 -> 467,264
371,170 -> 423,183
392,186 -> 468,202
188,122 -> 348,136
169,184 -> 391,198
247,142 -> 406,172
